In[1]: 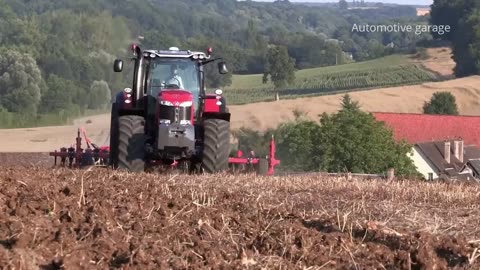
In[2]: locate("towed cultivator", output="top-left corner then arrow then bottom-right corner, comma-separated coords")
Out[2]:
50,128 -> 280,175
50,128 -> 109,168
50,44 -> 280,175
229,135 -> 280,175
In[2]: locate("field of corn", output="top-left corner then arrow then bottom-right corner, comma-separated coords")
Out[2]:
224,53 -> 440,105
1,153 -> 480,269
225,64 -> 439,105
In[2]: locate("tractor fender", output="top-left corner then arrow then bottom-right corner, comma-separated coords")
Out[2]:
204,95 -> 227,113
202,95 -> 229,121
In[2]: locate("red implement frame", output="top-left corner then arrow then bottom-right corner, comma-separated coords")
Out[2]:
228,135 -> 280,175
49,128 -> 109,167
50,129 -> 280,174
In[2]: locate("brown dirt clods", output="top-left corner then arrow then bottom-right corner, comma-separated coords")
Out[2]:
0,159 -> 479,269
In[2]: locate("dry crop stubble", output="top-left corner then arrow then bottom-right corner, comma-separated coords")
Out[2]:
0,166 -> 479,269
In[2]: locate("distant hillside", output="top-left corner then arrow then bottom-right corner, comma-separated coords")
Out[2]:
228,76 -> 480,131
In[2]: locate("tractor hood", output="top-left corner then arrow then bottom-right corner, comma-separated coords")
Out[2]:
158,90 -> 193,106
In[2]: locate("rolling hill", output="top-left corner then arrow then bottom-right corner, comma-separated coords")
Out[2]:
228,75 -> 480,130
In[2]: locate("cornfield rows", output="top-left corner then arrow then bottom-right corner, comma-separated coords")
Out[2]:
225,64 -> 439,105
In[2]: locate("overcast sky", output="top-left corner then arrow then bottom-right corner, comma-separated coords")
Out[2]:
254,0 -> 433,5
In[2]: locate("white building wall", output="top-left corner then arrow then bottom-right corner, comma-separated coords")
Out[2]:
408,147 -> 438,180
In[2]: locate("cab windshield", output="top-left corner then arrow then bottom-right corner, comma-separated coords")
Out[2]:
147,58 -> 201,109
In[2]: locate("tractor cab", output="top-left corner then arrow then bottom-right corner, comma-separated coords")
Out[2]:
144,48 -> 203,115
113,46 -> 228,120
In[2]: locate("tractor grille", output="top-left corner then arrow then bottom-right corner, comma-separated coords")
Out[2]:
159,104 -> 191,123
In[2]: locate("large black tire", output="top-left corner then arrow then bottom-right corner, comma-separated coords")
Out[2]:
117,115 -> 146,172
109,102 -> 119,168
202,119 -> 230,173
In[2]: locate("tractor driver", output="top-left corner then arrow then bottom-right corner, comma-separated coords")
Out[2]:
165,64 -> 184,89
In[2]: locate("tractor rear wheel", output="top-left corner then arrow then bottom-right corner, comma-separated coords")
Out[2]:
117,115 -> 146,172
202,119 -> 230,173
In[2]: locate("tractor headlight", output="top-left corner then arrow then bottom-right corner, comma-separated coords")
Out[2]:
124,88 -> 132,93
215,89 -> 222,95
179,101 -> 193,107
160,100 -> 174,106
216,101 -> 222,106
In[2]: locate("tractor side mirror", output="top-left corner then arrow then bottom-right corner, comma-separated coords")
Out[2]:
113,59 -> 123,72
218,61 -> 228,74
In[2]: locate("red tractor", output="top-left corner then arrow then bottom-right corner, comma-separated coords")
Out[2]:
50,45 -> 279,174
109,45 -> 254,173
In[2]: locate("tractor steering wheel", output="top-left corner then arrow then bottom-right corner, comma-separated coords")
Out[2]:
165,84 -> 180,89
166,77 -> 182,89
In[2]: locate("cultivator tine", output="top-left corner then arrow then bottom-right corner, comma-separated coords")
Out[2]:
268,134 -> 280,175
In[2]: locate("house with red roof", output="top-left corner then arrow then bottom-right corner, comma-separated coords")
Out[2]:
372,112 -> 480,181
372,112 -> 480,147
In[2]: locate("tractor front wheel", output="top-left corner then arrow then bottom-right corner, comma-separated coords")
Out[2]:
117,115 -> 146,172
202,119 -> 230,173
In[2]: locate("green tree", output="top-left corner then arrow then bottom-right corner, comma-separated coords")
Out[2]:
339,93 -> 360,111
339,0 -> 348,10
245,19 -> 259,49
429,0 -> 464,41
0,49 -> 43,115
88,80 -> 111,110
423,91 -> 459,115
263,45 -> 296,89
274,120 -> 322,172
39,74 -> 77,113
313,94 -> 419,176
366,39 -> 385,59
429,0 -> 480,77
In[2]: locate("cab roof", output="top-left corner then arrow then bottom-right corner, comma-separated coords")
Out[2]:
142,47 -> 209,59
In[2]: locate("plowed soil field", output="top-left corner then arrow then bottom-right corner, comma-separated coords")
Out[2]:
1,155 -> 480,269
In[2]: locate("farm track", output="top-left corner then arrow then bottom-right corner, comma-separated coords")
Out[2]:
1,153 -> 480,269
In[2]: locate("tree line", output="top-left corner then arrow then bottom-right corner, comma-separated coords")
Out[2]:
0,2 -> 131,127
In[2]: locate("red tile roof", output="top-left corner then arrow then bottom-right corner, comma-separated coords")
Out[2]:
372,112 -> 480,146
